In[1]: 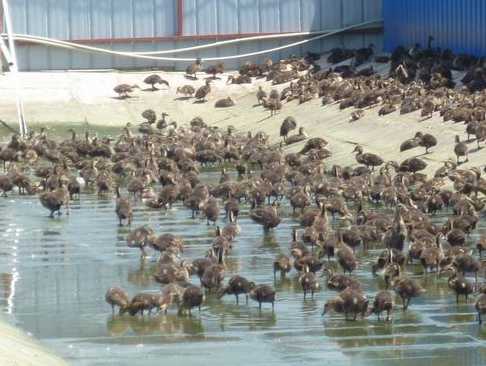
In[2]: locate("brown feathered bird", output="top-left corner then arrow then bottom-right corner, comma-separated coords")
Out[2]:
143,74 -> 169,90
195,80 -> 211,102
113,84 -> 139,98
115,186 -> 132,226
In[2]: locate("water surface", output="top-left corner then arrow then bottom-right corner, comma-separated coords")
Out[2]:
1,171 -> 486,365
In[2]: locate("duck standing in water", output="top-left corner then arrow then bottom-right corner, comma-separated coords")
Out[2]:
115,186 -> 133,226
249,284 -> 276,311
105,287 -> 130,315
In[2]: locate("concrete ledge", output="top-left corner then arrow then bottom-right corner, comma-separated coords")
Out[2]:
0,318 -> 66,366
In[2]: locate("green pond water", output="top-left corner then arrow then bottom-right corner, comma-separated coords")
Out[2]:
0,165 -> 486,365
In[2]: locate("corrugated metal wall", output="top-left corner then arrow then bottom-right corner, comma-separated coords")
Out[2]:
8,0 -> 383,71
384,0 -> 486,56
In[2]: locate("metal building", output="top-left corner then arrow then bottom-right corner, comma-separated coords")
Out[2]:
384,0 -> 486,56
5,0 -> 383,71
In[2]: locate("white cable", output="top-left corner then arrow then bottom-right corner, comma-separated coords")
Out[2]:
2,19 -> 382,62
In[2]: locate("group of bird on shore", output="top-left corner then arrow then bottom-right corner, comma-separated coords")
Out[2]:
2,41 -> 486,324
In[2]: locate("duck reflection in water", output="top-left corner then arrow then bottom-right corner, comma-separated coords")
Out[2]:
107,314 -> 205,337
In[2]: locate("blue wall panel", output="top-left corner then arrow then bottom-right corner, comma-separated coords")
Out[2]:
384,0 -> 486,56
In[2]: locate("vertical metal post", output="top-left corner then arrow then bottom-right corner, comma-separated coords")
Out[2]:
1,0 -> 27,137
176,0 -> 184,36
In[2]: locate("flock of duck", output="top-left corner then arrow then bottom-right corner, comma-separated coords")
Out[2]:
4,42 -> 486,326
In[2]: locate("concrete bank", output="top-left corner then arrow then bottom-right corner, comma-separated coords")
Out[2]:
0,317 -> 66,366
0,69 -> 483,174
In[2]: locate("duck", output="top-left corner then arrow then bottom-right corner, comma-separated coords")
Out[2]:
285,127 -> 308,146
279,116 -> 297,142
105,287 -> 130,315
400,132 -> 423,152
176,85 -> 195,97
204,62 -> 224,79
143,74 -> 169,90
368,291 -> 394,321
214,97 -> 235,108
442,266 -> 474,303
201,263 -> 225,293
273,254 -> 292,279
122,293 -> 157,316
322,267 -> 361,291
249,202 -> 281,230
298,266 -> 320,299
39,181 -> 69,218
419,133 -> 438,154
195,80 -> 211,102
218,275 -> 253,304
350,109 -> 365,121
454,135 -> 469,164
113,84 -> 139,98
475,291 -> 486,324
256,86 -> 267,105
322,287 -> 368,321
178,286 -> 205,315
127,226 -> 154,257
353,145 -> 383,171
185,58 -> 202,79
249,284 -> 276,311
392,276 -> 425,311
115,186 -> 133,226
477,235 -> 486,258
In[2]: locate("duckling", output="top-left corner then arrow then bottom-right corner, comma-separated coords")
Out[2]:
122,293 -> 156,316
203,198 -> 219,225
105,287 -> 130,315
322,287 -> 368,321
143,74 -> 169,90
299,266 -> 320,299
477,235 -> 486,258
256,86 -> 267,105
149,233 -> 185,254
419,133 -> 438,154
336,231 -> 358,274
186,58 -> 202,79
443,266 -> 474,303
204,62 -> 224,79
454,135 -> 469,164
178,285 -> 204,315
222,211 -> 240,242
368,291 -> 394,321
353,145 -> 384,171
39,181 -> 68,218
273,254 -> 292,279
249,202 -> 281,231
322,267 -> 361,291
392,277 -> 425,311
115,186 -> 133,226
0,175 -> 13,197
280,116 -> 297,142
176,85 -> 195,97
475,293 -> 486,324
195,80 -> 211,102
214,97 -> 235,108
285,127 -> 308,146
218,275 -> 253,304
453,254 -> 480,286
127,226 -> 154,257
378,103 -> 397,116
113,84 -> 139,98
249,284 -> 276,311
350,109 -> 365,122
400,132 -> 422,152
191,248 -> 219,279
201,263 -> 225,293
